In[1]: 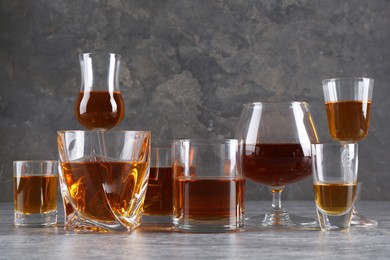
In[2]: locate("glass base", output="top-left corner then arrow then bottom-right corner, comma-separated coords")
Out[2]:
173,216 -> 244,233
351,213 -> 378,227
14,210 -> 57,227
64,211 -> 140,233
173,222 -> 243,233
246,211 -> 317,227
317,207 -> 352,232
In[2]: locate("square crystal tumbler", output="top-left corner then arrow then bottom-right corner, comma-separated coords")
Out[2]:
57,130 -> 151,233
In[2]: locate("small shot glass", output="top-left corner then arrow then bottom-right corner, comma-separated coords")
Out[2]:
142,146 -> 173,225
312,143 -> 358,232
172,139 -> 245,233
13,160 -> 58,227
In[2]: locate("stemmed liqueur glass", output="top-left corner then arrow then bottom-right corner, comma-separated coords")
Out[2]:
236,101 -> 319,226
75,53 -> 124,130
322,77 -> 376,227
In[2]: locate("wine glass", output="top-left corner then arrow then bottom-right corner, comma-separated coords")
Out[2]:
322,77 -> 376,227
75,53 -> 124,130
236,101 -> 319,226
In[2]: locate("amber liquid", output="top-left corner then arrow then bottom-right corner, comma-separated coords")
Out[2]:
143,167 -> 173,215
60,161 -> 148,222
75,91 -> 125,130
242,143 -> 312,186
326,100 -> 371,143
174,177 -> 245,220
314,182 -> 357,215
14,176 -> 58,214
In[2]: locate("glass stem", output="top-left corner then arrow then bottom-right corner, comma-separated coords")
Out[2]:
271,186 -> 284,212
341,143 -> 355,183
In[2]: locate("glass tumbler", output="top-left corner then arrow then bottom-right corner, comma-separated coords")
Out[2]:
172,139 -> 245,233
13,160 -> 58,227
142,145 -> 173,225
57,130 -> 151,233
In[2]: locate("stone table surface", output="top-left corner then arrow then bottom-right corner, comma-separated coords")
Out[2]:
0,201 -> 389,259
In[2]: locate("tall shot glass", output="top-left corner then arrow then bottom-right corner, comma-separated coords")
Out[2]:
312,143 -> 358,231
57,130 -> 151,233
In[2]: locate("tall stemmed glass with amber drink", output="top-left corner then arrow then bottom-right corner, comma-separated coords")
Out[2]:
236,102 -> 319,226
322,77 -> 376,227
75,53 -> 124,130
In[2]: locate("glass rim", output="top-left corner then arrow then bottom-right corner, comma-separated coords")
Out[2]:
57,130 -> 151,134
172,138 -> 238,144
243,101 -> 309,108
13,160 -> 58,164
311,143 -> 358,148
79,52 -> 121,58
322,77 -> 374,84
177,175 -> 243,180
13,160 -> 59,176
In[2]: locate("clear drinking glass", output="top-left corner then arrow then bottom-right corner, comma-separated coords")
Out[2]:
75,53 -> 124,130
13,160 -> 58,227
142,145 -> 173,226
57,130 -> 151,233
236,101 -> 319,226
322,77 -> 376,227
172,139 -> 245,232
312,143 -> 358,231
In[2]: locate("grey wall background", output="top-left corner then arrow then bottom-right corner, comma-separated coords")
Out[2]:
1,0 -> 389,202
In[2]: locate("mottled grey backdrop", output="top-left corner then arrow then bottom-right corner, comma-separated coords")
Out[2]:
1,0 -> 389,202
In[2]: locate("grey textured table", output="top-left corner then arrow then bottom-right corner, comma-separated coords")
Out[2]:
0,201 -> 389,259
